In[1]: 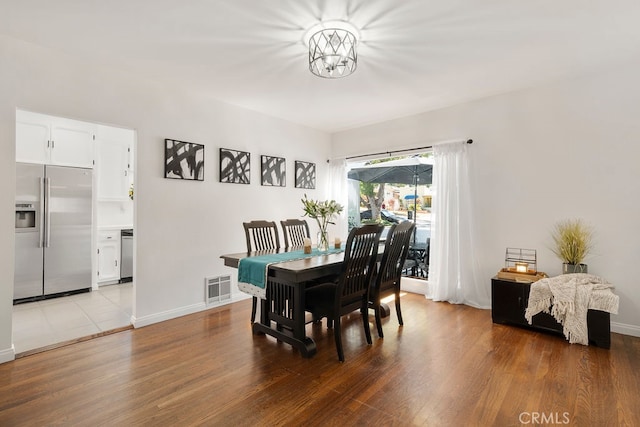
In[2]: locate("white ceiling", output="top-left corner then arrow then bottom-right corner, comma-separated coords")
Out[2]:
2,0 -> 640,133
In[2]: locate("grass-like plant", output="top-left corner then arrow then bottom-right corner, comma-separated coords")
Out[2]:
550,219 -> 593,265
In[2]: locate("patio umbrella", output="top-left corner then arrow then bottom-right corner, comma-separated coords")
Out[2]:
347,156 -> 433,225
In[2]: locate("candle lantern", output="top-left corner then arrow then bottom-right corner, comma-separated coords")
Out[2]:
497,248 -> 547,282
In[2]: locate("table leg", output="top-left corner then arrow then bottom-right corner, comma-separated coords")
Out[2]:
252,323 -> 317,357
379,303 -> 391,318
251,277 -> 317,358
252,298 -> 268,335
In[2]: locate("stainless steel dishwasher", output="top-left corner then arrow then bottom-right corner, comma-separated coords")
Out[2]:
120,229 -> 133,282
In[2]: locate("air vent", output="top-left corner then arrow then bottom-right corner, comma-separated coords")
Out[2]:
205,275 -> 231,305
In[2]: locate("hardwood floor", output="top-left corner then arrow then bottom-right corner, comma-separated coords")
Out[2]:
1,293 -> 638,426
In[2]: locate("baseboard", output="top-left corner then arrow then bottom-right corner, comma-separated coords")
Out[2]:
130,294 -> 247,328
401,277 -> 428,295
233,292 -> 252,301
0,345 -> 16,364
611,321 -> 640,337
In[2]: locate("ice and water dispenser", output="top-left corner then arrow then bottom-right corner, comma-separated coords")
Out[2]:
15,202 -> 37,231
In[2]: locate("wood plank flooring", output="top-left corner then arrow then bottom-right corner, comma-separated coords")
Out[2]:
1,292 -> 639,426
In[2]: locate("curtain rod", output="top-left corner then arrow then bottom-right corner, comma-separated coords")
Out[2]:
345,139 -> 473,161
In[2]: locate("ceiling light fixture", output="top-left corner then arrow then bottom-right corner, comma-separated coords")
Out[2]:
305,21 -> 359,79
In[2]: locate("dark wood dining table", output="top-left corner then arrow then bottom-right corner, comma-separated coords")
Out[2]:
220,247 -> 348,358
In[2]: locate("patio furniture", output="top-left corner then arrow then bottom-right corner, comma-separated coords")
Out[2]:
416,237 -> 430,278
404,237 -> 429,278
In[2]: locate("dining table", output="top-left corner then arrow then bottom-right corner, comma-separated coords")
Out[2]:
220,247 -> 346,357
220,244 -> 388,358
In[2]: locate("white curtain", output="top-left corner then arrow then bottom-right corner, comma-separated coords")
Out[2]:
427,141 -> 489,308
326,158 -> 348,239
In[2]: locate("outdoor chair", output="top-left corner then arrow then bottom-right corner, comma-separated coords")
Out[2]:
304,223 -> 384,362
402,252 -> 419,276
369,221 -> 415,338
416,237 -> 430,278
280,219 -> 310,248
242,220 -> 280,323
403,234 -> 429,277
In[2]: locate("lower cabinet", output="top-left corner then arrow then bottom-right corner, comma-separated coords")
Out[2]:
98,230 -> 121,284
491,277 -> 610,348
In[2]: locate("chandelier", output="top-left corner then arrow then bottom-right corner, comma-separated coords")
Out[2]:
308,27 -> 358,78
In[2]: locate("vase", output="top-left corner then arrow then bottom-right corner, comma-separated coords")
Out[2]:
317,230 -> 329,252
563,263 -> 587,274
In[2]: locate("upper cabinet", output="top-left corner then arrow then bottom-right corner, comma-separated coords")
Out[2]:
15,115 -> 48,164
96,125 -> 134,201
16,110 -> 95,168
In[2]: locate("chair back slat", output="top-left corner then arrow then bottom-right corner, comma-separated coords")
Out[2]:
243,220 -> 280,251
280,219 -> 310,248
337,224 -> 384,309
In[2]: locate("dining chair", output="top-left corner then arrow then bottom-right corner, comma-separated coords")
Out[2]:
304,223 -> 384,362
280,218 -> 310,248
242,220 -> 280,322
369,221 -> 415,338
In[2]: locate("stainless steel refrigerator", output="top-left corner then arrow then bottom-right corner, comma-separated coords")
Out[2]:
14,163 -> 92,301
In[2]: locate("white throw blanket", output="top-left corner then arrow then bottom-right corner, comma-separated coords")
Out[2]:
525,273 -> 619,345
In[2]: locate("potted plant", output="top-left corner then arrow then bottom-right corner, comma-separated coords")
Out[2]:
301,194 -> 343,251
550,218 -> 594,274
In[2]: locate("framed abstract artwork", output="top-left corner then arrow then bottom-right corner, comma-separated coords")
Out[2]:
164,139 -> 204,181
261,155 -> 286,187
295,160 -> 316,189
219,148 -> 251,184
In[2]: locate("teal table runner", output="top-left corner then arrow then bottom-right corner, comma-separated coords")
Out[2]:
238,247 -> 344,289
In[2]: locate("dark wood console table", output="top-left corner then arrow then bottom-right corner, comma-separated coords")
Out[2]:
491,277 -> 611,348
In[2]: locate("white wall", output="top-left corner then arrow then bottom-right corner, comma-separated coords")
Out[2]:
2,35 -> 637,365
332,61 -> 640,336
97,201 -> 133,228
0,35 -> 331,362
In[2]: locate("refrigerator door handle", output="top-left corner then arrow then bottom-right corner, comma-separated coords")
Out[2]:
39,177 -> 45,248
45,176 -> 51,248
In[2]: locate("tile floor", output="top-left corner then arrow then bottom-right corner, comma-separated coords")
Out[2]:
12,282 -> 133,354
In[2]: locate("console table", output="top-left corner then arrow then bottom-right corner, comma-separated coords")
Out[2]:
491,277 -> 611,348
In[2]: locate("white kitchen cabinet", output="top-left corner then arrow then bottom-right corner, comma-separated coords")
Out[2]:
98,230 -> 121,284
16,110 -> 95,168
15,116 -> 49,164
96,125 -> 134,201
